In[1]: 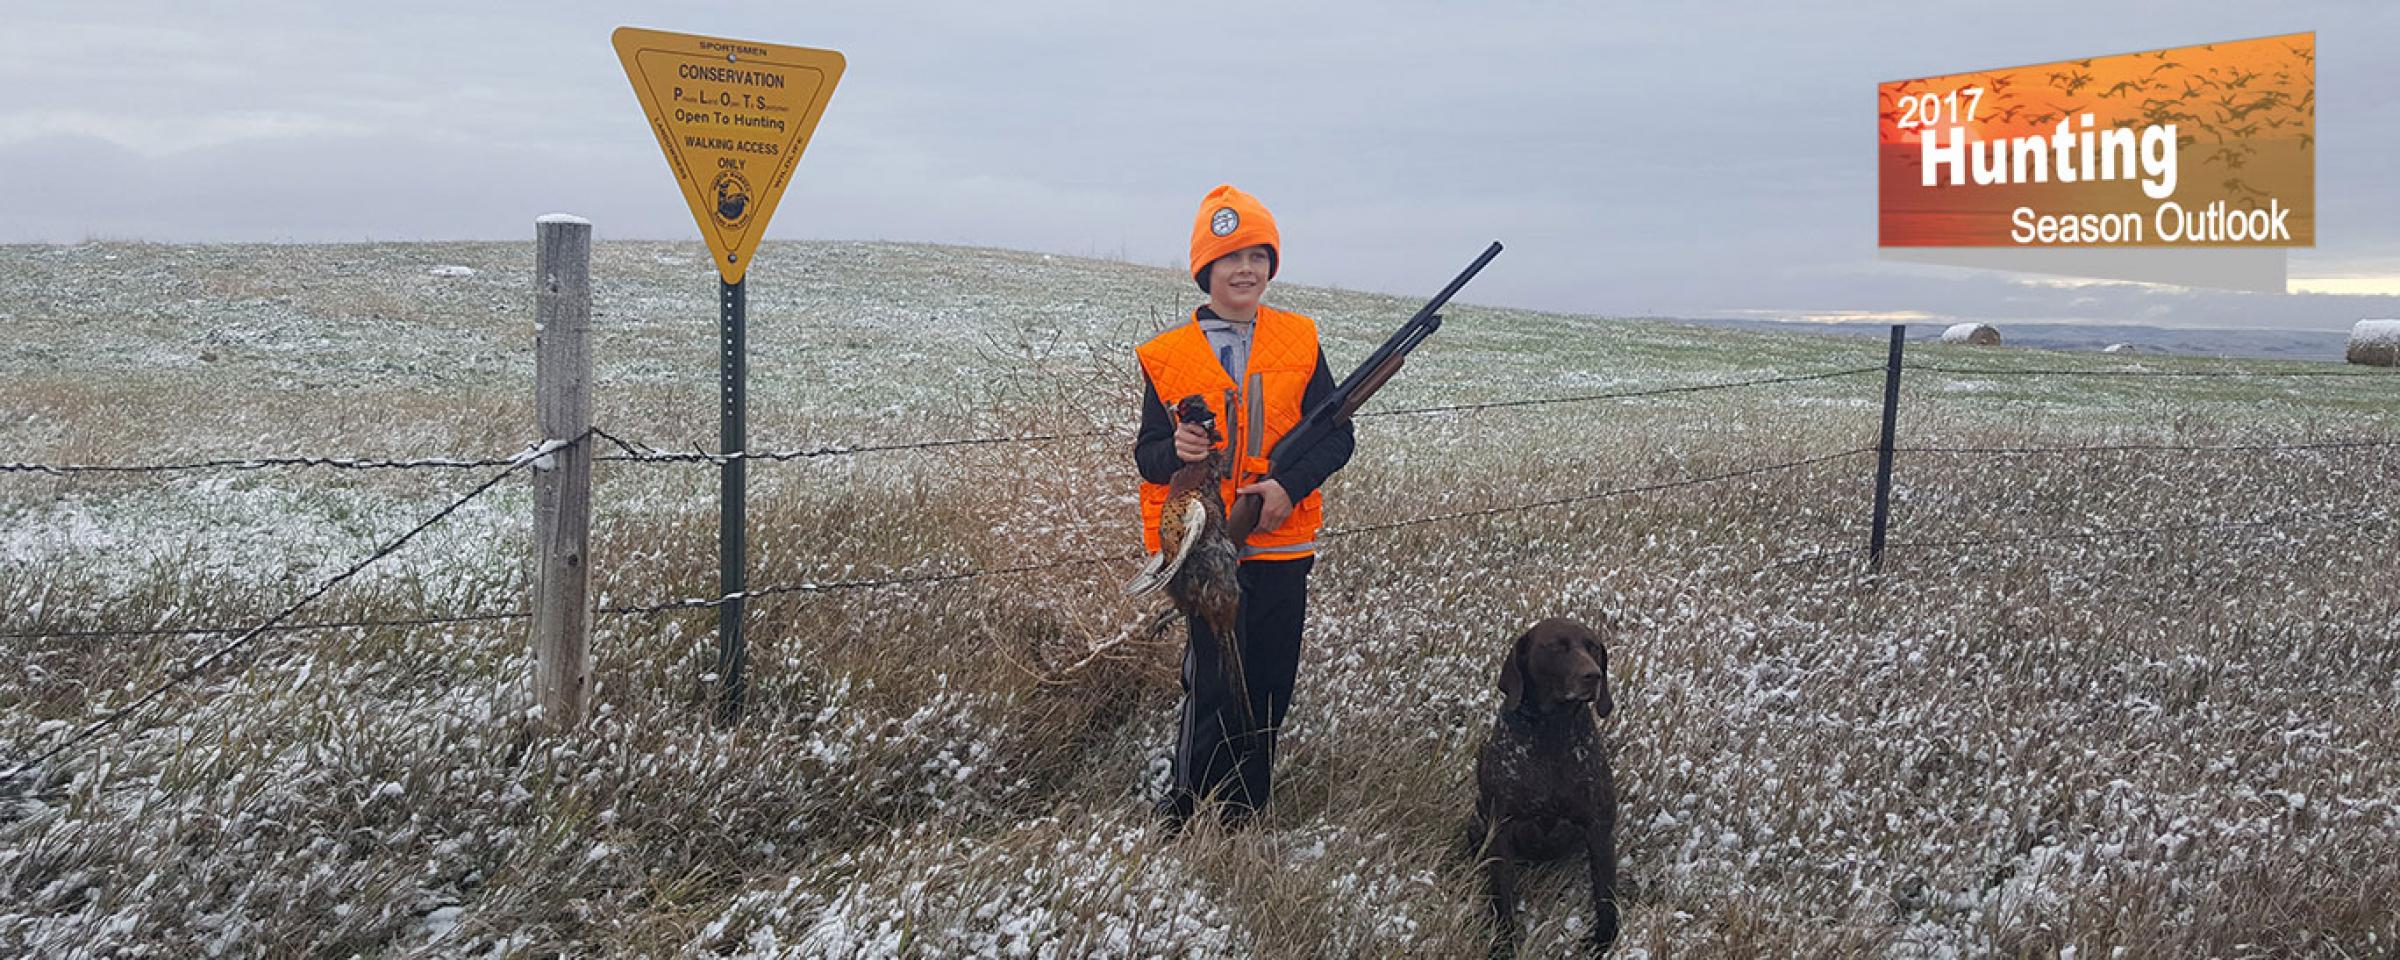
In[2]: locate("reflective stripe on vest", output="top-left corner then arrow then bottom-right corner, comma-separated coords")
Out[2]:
1243,539 -> 1316,559
1137,306 -> 1326,559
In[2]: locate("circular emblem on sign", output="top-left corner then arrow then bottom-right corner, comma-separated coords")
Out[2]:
712,170 -> 754,229
1210,207 -> 1239,237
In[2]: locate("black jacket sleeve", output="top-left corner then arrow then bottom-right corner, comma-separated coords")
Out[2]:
1134,375 -> 1183,485
1271,349 -> 1354,501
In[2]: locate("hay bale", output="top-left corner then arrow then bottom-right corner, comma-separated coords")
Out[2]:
2348,319 -> 2400,367
1941,322 -> 2001,346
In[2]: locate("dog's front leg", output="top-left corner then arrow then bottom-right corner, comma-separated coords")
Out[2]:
1483,849 -> 1521,960
1582,817 -> 1619,956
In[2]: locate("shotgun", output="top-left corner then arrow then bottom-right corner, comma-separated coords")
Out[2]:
1224,241 -> 1503,547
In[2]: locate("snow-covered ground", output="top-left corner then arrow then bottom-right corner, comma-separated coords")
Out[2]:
1,241 -> 2395,957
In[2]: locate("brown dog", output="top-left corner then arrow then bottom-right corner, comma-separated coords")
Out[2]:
1469,617 -> 1619,957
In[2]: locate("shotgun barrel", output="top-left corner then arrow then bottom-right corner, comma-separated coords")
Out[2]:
1225,241 -> 1502,545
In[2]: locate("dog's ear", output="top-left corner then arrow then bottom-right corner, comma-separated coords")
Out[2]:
1498,628 -> 1532,713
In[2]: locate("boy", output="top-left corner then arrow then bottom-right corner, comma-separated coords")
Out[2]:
1134,184 -> 1354,826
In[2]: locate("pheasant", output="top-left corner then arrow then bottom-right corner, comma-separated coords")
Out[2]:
1124,394 -> 1251,727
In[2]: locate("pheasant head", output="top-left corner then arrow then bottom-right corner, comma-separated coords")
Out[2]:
1173,395 -> 1223,450
1170,394 -> 1229,489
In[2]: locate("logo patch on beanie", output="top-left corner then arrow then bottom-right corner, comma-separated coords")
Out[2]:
1210,207 -> 1239,237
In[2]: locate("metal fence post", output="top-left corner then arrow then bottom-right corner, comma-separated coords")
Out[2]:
715,278 -> 748,726
532,214 -> 594,729
1869,324 -> 1905,572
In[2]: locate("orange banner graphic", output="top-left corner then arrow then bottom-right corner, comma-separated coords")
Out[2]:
1878,33 -> 2313,248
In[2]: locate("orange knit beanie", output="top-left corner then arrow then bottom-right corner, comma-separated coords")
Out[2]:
1188,184 -> 1280,293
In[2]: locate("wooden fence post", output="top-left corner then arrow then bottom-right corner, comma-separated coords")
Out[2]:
532,214 -> 594,729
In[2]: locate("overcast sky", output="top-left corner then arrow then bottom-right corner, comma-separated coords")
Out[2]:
4,1 -> 2395,329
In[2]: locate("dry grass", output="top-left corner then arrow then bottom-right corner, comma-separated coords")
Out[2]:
1,241 -> 2396,958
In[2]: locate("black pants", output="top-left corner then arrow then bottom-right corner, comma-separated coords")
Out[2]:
1163,555 -> 1313,821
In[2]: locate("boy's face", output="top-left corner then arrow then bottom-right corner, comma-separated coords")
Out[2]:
1206,245 -> 1274,314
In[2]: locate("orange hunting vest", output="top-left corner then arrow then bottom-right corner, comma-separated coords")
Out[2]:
1137,305 -> 1325,561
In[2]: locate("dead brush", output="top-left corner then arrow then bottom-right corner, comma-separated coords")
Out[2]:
2,242 -> 2397,957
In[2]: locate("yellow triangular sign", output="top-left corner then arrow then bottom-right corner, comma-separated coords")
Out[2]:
613,26 -> 845,284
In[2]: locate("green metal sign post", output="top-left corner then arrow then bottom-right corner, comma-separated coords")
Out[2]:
615,27 -> 843,725
715,278 -> 748,725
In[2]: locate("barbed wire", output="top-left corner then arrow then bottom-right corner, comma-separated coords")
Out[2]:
1897,439 -> 2400,456
1878,510 -> 2390,552
1,369 -> 1879,479
0,611 -> 530,642
587,370 -> 1885,465
1325,448 -> 1876,537
4,359 -> 2374,478
1907,364 -> 2391,379
1360,367 -> 1884,418
0,563 -> 1147,642
0,426 -> 1122,479
596,449 -> 1876,612
596,553 -> 1146,616
591,369 -> 1886,463
30,362 -> 2277,480
1743,545 -> 1868,576
0,433 -> 581,782
1742,508 -> 2392,578
24,503 -> 2368,635
0,452 -> 523,477
588,425 -> 1115,465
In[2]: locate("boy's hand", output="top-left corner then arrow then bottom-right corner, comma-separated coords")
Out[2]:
1174,423 -> 1213,463
1235,479 -> 1293,532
